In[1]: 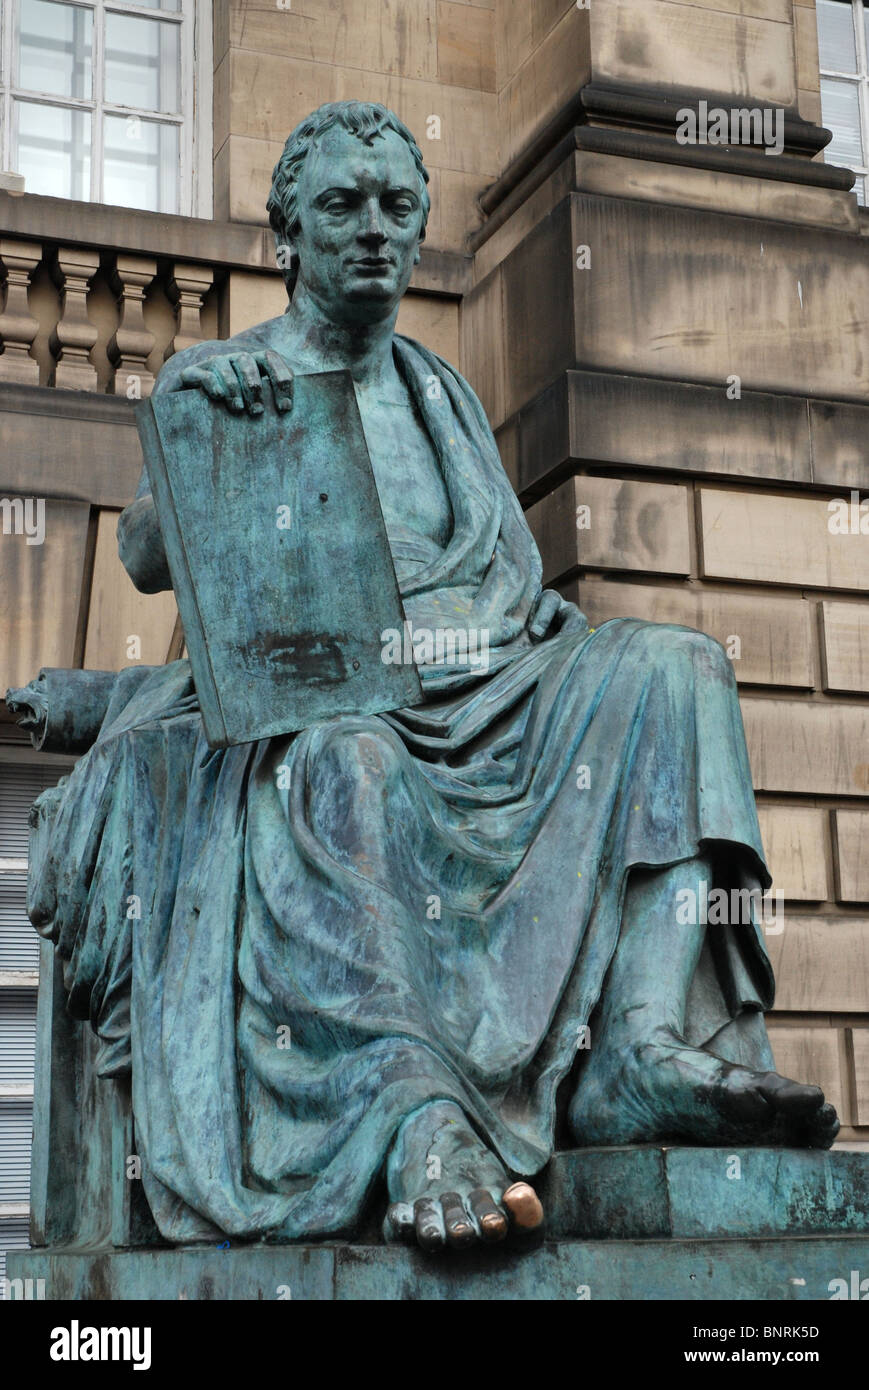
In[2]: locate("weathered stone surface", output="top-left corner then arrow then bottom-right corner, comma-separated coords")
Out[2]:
498,5 -> 590,167
490,370 -> 869,499
742,699 -> 869,796
84,511 -> 179,673
832,810 -> 869,904
702,490 -> 869,592
224,0 -> 440,82
494,195 -> 869,426
541,1146 -> 869,1240
765,917 -> 869,1012
591,0 -> 797,105
502,371 -> 813,496
437,1 -> 496,91
0,498 -> 90,694
852,1031 -> 869,1126
809,401 -> 869,491
756,806 -> 830,900
526,476 -> 693,582
821,602 -> 869,695
10,1226 -> 869,1300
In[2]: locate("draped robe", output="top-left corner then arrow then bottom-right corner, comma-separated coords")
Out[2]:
29,334 -> 776,1242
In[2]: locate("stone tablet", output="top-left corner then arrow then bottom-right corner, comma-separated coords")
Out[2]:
136,370 -> 422,747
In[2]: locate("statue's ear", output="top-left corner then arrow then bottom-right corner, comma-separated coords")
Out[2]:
413,247 -> 422,266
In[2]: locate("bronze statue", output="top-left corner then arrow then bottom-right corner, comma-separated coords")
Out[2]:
13,102 -> 838,1257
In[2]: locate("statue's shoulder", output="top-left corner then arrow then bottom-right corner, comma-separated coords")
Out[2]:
393,333 -> 475,398
394,332 -> 493,431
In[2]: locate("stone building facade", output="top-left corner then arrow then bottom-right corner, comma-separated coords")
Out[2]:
0,0 -> 867,1281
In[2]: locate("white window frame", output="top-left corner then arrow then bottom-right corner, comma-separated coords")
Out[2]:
817,0 -> 869,204
0,0 -> 211,217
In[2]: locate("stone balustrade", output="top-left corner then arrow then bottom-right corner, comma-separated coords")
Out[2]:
0,236 -> 218,399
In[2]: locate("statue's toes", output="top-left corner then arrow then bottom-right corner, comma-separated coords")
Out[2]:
383,1201 -> 415,1244
802,1101 -> 840,1150
468,1187 -> 508,1244
413,1196 -> 447,1252
440,1192 -> 476,1249
502,1181 -> 544,1232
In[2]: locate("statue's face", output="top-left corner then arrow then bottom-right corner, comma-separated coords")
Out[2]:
292,126 -> 425,324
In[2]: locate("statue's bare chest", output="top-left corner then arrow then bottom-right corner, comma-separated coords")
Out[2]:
355,384 -> 453,549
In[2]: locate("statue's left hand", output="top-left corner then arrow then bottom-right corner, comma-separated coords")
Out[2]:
528,589 -> 563,642
178,350 -> 295,416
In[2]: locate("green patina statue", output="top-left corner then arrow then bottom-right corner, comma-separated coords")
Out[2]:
15,101 -> 839,1255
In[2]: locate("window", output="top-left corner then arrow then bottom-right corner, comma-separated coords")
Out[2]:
0,0 -> 211,216
817,0 -> 869,205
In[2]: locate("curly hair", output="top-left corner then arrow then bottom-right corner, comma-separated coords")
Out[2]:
267,101 -> 431,301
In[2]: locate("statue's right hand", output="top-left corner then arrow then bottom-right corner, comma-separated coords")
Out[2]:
177,350 -> 294,415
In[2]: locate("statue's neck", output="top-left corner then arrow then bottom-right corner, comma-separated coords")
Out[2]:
277,283 -> 400,389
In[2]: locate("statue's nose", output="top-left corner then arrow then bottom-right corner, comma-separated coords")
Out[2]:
359,200 -> 387,242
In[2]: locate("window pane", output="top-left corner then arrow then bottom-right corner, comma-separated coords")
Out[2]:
14,100 -> 91,199
816,0 -> 858,72
113,0 -> 181,9
103,114 -> 178,213
820,77 -> 864,165
18,0 -> 92,100
105,14 -> 180,114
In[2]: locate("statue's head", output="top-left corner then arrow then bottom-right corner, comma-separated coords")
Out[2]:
267,101 -> 431,324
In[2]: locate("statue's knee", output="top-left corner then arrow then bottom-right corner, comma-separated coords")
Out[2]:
317,718 -> 405,785
639,624 -> 731,679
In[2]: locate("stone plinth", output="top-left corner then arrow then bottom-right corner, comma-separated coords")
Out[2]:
9,1147 -> 869,1301
9,1233 -> 869,1301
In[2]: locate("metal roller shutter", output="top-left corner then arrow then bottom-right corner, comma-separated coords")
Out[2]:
0,990 -> 37,1085
0,1216 -> 30,1294
0,1099 -> 32,1202
0,761 -> 66,858
0,874 -> 37,970
0,760 -> 68,969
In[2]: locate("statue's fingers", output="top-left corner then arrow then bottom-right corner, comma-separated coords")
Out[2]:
440,1192 -> 476,1249
178,365 -> 228,402
529,589 -> 561,640
256,350 -> 295,413
383,1201 -> 416,1244
231,354 -> 264,415
501,1181 -> 544,1232
468,1187 -> 508,1244
213,357 -> 245,413
413,1196 -> 446,1252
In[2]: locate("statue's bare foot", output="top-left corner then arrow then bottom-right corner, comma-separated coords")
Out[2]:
383,1099 -> 544,1252
569,1025 -> 839,1149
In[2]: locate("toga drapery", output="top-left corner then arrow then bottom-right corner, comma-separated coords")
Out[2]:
28,335 -> 775,1242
